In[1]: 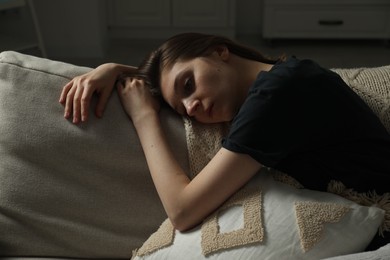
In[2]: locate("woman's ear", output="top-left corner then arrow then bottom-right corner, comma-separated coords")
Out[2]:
215,45 -> 229,61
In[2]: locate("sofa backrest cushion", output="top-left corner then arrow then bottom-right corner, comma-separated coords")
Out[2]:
0,51 -> 189,258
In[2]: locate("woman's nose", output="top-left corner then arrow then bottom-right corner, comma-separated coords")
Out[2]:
184,98 -> 200,117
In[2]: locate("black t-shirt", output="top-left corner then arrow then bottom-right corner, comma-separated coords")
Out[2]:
222,57 -> 390,193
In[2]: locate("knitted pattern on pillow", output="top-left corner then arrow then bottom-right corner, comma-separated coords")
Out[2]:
332,66 -> 390,132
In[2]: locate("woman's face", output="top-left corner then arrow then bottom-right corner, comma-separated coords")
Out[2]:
160,50 -> 243,123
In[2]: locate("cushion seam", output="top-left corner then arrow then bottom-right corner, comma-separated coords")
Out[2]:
0,60 -> 73,80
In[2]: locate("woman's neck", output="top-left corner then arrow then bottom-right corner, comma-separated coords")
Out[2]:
232,54 -> 274,95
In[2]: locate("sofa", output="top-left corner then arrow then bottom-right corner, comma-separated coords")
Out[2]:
0,51 -> 389,260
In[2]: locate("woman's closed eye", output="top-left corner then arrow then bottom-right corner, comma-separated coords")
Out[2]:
183,77 -> 194,96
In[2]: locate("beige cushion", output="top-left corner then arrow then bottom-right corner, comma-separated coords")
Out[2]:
332,66 -> 390,132
0,51 -> 189,258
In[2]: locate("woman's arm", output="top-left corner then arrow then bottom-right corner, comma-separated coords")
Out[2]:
59,63 -> 137,123
117,78 -> 261,231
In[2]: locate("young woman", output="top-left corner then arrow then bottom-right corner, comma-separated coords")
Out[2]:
59,33 -> 390,248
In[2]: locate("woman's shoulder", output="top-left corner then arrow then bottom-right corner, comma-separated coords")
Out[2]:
250,56 -> 336,98
251,56 -> 302,90
259,56 -> 334,86
272,56 -> 322,74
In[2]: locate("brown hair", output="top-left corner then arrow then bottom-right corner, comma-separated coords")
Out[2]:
135,32 -> 282,95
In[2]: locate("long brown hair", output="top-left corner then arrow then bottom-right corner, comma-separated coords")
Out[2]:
135,32 -> 282,95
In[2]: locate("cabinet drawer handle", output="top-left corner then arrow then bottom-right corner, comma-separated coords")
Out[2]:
318,20 -> 344,26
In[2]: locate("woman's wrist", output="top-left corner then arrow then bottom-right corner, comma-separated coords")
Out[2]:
107,63 -> 137,77
132,109 -> 160,131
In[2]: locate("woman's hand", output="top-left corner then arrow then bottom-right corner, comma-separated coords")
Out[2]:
59,63 -> 136,123
116,77 -> 160,126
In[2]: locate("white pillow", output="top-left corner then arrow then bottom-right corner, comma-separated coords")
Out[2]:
132,171 -> 385,260
322,243 -> 390,260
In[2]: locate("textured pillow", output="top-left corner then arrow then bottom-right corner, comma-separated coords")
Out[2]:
132,172 -> 385,260
0,51 -> 189,258
332,66 -> 390,132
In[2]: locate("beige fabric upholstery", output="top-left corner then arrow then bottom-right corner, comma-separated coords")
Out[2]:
0,51 -> 189,258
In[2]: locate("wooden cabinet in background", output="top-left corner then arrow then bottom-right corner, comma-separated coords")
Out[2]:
262,0 -> 390,42
108,0 -> 236,38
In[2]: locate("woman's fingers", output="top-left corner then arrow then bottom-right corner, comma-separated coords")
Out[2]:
81,89 -> 93,121
60,77 -> 101,123
72,85 -> 84,124
64,84 -> 76,119
117,77 -> 160,124
60,80 -> 87,124
59,80 -> 73,104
